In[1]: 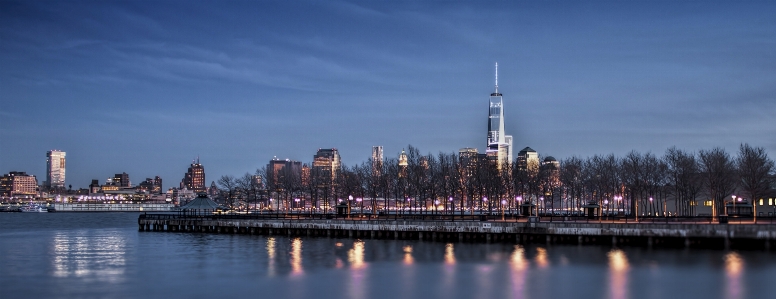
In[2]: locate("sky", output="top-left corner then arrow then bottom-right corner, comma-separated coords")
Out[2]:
1,0 -> 774,189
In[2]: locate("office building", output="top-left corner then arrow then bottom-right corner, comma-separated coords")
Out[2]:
267,157 -> 302,187
313,148 -> 341,185
45,150 -> 66,189
372,146 -> 384,175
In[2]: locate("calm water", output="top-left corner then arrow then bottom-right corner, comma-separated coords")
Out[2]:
1,213 -> 774,299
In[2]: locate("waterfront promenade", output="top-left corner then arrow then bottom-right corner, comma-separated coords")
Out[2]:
139,213 -> 776,250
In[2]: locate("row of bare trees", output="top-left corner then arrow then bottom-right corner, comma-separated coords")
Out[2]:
213,144 -> 774,217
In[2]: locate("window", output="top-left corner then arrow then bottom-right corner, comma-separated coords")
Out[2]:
690,200 -> 698,206
759,199 -> 764,206
770,198 -> 773,206
704,201 -> 713,207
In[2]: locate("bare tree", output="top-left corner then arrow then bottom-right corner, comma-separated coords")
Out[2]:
217,175 -> 238,209
736,143 -> 775,220
699,148 -> 737,218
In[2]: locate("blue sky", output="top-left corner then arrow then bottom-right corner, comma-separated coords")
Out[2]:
1,1 -> 774,188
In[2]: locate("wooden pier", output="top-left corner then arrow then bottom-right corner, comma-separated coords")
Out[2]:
138,214 -> 776,250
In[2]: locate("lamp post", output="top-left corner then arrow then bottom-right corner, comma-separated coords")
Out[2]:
731,195 -> 736,217
604,199 -> 609,220
516,196 -> 522,217
649,197 -> 653,217
449,197 -> 454,220
501,199 -> 506,221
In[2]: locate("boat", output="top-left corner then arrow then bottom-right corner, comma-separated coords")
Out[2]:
19,203 -> 48,213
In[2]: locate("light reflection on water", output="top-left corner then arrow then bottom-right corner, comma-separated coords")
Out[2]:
0,213 -> 774,299
51,231 -> 127,283
725,252 -> 744,299
608,249 -> 630,299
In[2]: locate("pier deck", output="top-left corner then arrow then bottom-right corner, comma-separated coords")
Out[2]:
138,214 -> 776,250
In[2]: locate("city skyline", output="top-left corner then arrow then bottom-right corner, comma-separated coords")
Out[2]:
1,1 -> 775,188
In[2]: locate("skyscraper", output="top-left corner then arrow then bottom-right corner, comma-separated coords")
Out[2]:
313,148 -> 341,185
371,146 -> 383,175
267,157 -> 302,188
181,158 -> 206,193
45,150 -> 66,189
486,63 -> 513,165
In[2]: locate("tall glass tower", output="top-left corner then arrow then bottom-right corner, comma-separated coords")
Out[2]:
486,63 -> 513,163
46,150 -> 66,189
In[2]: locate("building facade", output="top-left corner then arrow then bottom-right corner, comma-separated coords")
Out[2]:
313,148 -> 341,185
267,157 -> 302,188
181,158 -> 206,193
46,150 -> 66,189
372,146 -> 384,175
1,171 -> 38,197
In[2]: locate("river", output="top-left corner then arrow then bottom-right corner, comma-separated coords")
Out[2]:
0,212 -> 773,299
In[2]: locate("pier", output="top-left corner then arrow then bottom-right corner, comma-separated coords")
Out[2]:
139,214 -> 776,250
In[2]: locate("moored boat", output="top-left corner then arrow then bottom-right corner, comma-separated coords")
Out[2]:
19,203 -> 48,213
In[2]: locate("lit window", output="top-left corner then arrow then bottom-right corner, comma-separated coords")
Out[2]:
770,198 -> 774,206
704,201 -> 713,207
759,199 -> 764,206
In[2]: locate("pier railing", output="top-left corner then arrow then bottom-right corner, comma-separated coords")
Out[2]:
139,212 -> 775,225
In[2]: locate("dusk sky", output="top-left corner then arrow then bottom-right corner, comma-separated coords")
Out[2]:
1,1 -> 774,189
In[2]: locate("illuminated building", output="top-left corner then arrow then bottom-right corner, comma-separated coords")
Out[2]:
398,149 -> 408,177
113,172 -> 131,187
1,171 -> 38,197
313,148 -> 341,185
486,63 -> 513,165
517,147 -> 539,172
458,148 -> 479,177
181,158 -> 206,193
45,150 -> 66,189
267,157 -> 302,187
137,176 -> 163,194
372,146 -> 384,175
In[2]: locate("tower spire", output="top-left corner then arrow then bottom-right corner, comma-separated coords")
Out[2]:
495,62 -> 498,93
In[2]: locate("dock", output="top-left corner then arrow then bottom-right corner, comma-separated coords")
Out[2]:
138,214 -> 776,250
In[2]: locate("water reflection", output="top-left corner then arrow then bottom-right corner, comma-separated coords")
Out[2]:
444,243 -> 455,265
724,252 -> 744,299
348,240 -> 366,270
510,245 -> 527,299
266,237 -> 276,276
535,247 -> 549,268
51,231 -> 126,283
290,238 -> 303,276
403,245 -> 414,265
608,249 -> 630,299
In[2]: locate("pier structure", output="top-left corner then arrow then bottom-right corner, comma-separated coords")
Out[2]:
139,214 -> 776,250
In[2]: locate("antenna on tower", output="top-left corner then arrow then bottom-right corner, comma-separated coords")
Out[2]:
495,62 -> 499,93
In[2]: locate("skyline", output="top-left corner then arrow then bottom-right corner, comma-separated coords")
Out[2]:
1,1 -> 775,188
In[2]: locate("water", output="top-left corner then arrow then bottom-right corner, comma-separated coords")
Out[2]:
1,213 -> 774,299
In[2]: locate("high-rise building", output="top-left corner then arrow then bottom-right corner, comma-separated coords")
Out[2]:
181,158 -> 206,193
113,172 -> 131,187
486,63 -> 513,165
313,148 -> 341,186
517,147 -> 539,173
267,157 -> 302,187
372,146 -> 384,175
458,148 -> 479,177
45,150 -> 66,189
1,171 -> 38,197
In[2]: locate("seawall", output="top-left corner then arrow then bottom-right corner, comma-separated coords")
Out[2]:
138,215 -> 776,250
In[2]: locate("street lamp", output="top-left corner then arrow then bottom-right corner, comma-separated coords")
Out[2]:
516,196 -> 522,217
649,197 -> 653,217
731,195 -> 736,217
501,199 -> 507,220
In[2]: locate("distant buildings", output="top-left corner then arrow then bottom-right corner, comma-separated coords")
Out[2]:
181,158 -> 206,193
113,172 -> 131,187
137,176 -> 163,194
45,150 -> 66,189
1,171 -> 38,197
